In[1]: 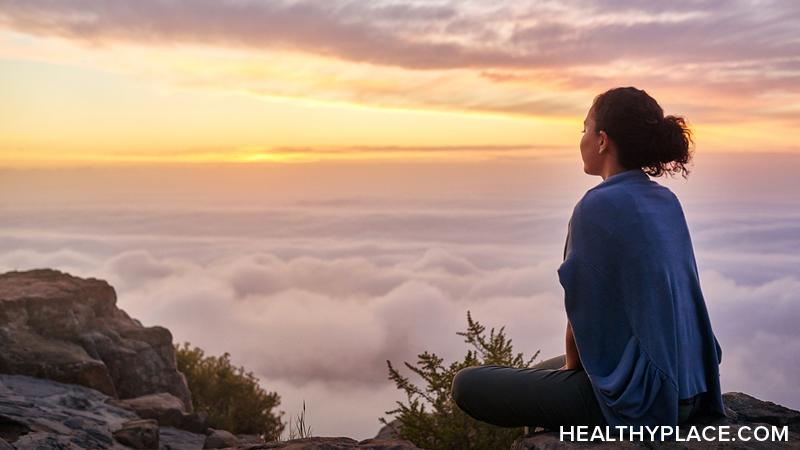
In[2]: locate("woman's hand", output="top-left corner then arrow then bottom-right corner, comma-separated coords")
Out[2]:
565,321 -> 583,370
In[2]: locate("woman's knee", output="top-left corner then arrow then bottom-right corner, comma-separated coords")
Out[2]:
451,366 -> 481,409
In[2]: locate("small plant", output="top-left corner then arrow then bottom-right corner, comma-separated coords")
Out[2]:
175,342 -> 286,440
380,311 -> 540,450
281,400 -> 314,441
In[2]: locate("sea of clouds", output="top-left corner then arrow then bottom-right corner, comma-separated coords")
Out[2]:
1,152 -> 798,439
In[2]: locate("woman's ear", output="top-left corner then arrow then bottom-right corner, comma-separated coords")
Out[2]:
598,130 -> 608,153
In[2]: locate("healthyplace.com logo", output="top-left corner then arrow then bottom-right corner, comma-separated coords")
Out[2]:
560,425 -> 789,442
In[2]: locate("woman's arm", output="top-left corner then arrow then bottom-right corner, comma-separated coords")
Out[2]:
564,320 -> 583,370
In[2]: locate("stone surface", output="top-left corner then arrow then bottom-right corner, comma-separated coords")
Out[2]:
256,436 -> 422,449
0,268 -> 193,410
118,393 -> 208,433
511,392 -> 800,449
204,428 -> 239,449
374,419 -> 401,440
237,434 -> 267,446
113,419 -> 160,449
0,373 -> 207,449
0,373 -> 137,449
160,427 -> 208,450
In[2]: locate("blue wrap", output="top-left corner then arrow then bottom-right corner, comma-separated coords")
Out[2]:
557,168 -> 726,427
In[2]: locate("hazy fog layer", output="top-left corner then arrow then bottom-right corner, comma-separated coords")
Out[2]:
1,152 -> 798,439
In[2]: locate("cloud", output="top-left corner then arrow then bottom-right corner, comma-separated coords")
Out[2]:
77,245 -> 566,395
1,0 -> 797,71
0,0 -> 495,70
701,270 -> 800,406
2,1 -> 798,125
0,248 -> 99,274
1,155 -> 799,438
105,249 -> 187,286
2,238 -> 798,437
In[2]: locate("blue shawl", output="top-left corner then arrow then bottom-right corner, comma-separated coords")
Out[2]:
558,168 -> 726,428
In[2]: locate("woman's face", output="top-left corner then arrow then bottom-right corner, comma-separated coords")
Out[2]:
580,106 -> 605,175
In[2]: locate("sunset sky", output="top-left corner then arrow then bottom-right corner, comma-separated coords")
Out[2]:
2,0 -> 799,166
2,0 -> 800,441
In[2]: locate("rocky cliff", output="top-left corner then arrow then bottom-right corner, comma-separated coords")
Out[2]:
0,269 -> 192,410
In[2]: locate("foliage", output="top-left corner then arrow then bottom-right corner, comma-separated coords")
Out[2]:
175,342 -> 286,440
281,399 -> 313,441
381,311 -> 540,450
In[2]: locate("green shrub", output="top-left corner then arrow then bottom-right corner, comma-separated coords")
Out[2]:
175,342 -> 286,440
381,311 -> 540,450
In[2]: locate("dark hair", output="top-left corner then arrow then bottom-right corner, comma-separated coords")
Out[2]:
591,87 -> 694,178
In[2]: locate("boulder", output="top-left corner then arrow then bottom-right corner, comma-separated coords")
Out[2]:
0,268 -> 193,410
374,419 -> 401,440
120,393 -> 186,425
112,419 -> 159,449
118,392 -> 209,433
204,428 -> 239,448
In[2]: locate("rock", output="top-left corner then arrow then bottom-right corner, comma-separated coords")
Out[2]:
113,419 -> 160,449
258,437 -> 422,449
160,426 -> 208,450
511,392 -> 800,449
0,414 -> 31,443
0,268 -> 193,410
181,411 -> 211,434
0,373 -> 207,449
355,438 -> 422,449
204,428 -> 239,448
722,392 -> 800,430
0,373 -> 136,449
0,437 -> 12,450
237,434 -> 267,446
118,392 -> 209,433
374,419 -> 401,440
120,393 -> 186,425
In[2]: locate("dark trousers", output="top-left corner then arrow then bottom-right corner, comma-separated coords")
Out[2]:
450,354 -> 607,430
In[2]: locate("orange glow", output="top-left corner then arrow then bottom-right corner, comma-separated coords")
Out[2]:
1,26 -> 798,168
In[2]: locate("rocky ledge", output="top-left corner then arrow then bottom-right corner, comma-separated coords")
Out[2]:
0,373 -> 420,449
0,269 -> 192,410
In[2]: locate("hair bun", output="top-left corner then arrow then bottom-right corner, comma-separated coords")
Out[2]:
658,115 -> 693,166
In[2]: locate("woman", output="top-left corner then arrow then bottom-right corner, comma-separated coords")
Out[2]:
450,87 -> 726,434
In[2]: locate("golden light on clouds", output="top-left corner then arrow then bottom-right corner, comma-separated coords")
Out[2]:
1,0 -> 799,167
1,32 -> 584,167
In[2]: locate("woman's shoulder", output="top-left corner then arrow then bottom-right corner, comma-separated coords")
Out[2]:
577,175 -> 680,216
573,184 -> 634,222
571,177 -> 686,245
